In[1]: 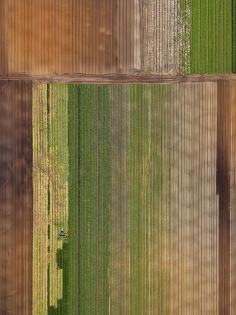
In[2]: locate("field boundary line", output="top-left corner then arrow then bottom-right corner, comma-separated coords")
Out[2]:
1,74 -> 236,83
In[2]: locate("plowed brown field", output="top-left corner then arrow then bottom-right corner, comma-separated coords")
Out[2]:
0,81 -> 32,315
2,0 -> 136,76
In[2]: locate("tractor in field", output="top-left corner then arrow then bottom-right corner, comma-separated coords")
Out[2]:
59,228 -> 65,237
58,228 -> 69,243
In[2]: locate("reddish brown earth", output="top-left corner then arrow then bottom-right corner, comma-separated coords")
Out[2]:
229,81 -> 236,314
2,0 -> 135,76
0,81 -> 32,315
0,1 -> 7,74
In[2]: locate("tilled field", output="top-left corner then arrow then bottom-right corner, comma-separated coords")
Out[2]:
3,0 -> 132,75
0,81 -> 32,315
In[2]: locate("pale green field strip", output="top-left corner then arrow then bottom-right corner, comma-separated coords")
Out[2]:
48,84 -> 79,315
67,84 -> 79,315
48,84 -> 69,309
130,85 -> 171,315
79,85 -> 110,315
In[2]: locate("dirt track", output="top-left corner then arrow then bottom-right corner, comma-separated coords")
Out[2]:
0,74 -> 235,84
0,81 -> 32,315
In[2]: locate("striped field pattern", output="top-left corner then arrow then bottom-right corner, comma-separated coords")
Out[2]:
0,0 -> 235,76
0,1 -> 235,315
31,82 -> 235,314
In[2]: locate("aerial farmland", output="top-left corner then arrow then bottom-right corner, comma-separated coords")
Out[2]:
26,82 -> 233,314
0,1 -> 235,315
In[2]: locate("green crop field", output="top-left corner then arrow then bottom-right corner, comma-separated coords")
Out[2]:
179,0 -> 236,74
190,0 -> 232,73
32,82 -> 224,314
78,85 -> 110,315
233,0 -> 236,72
130,85 -> 171,315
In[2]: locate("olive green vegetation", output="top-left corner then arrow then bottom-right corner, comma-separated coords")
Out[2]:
190,0 -> 232,73
130,85 -> 170,315
47,84 -> 79,315
233,0 -> 236,72
79,85 -> 110,315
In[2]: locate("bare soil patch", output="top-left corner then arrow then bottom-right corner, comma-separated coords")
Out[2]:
3,0 -> 134,76
0,81 -> 32,315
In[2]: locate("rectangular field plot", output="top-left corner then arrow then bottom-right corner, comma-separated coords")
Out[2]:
31,82 -> 236,314
0,81 -> 32,315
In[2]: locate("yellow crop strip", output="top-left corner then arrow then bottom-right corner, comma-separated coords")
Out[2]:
32,84 -> 49,315
32,83 -> 69,314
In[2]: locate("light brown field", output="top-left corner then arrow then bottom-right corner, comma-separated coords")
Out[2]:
2,0 -> 136,76
169,82 -> 219,314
